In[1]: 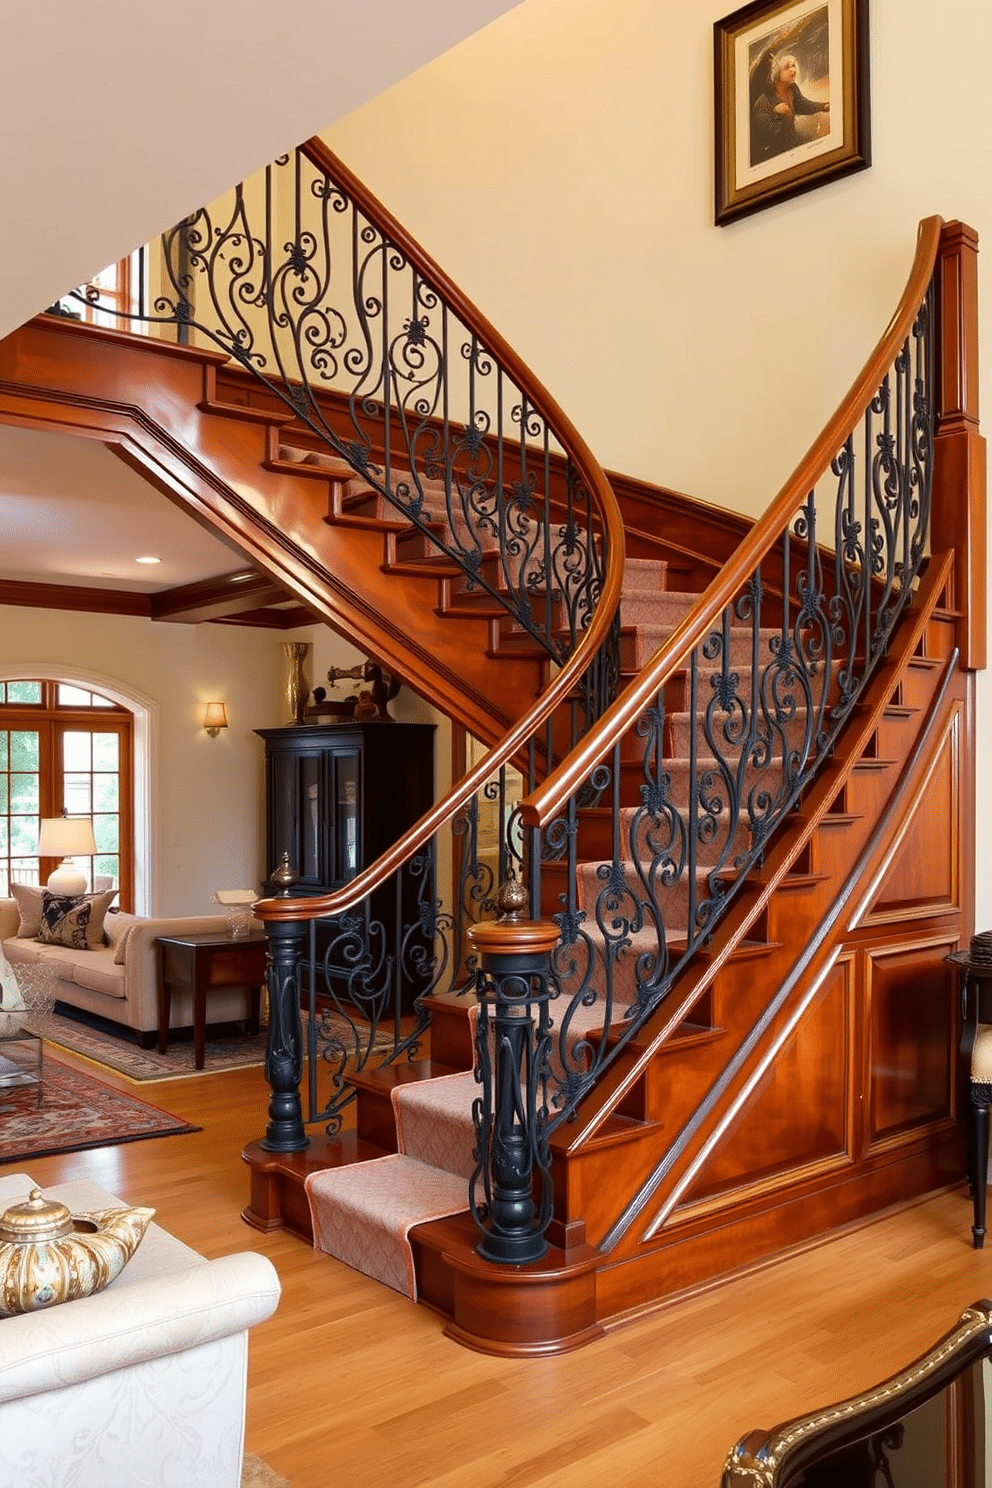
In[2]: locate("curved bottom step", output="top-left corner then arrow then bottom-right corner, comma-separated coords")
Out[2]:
306,1154 -> 468,1299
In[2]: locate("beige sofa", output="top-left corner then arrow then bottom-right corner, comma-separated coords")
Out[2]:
0,1172 -> 281,1488
0,897 -> 263,1046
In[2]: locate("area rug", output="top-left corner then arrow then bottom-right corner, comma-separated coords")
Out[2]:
23,1003 -> 396,1084
0,1056 -> 198,1164
23,1004 -> 270,1082
241,1452 -> 292,1488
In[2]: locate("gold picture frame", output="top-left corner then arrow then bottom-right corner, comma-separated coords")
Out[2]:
714,0 -> 870,226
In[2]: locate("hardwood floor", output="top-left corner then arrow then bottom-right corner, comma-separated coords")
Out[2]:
15,1045 -> 992,1488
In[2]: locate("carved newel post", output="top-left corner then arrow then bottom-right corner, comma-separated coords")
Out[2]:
259,854 -> 308,1153
467,880 -> 561,1265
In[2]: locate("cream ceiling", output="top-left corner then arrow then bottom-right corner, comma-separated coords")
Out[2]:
0,0 -> 523,608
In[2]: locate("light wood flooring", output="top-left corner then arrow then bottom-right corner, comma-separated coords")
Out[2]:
15,1044 -> 992,1488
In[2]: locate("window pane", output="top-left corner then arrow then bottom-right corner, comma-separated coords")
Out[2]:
0,777 -> 6,813
93,815 -> 119,853
94,854 -> 119,886
0,822 -> 6,853
10,816 -> 38,852
0,734 -> 6,771
93,734 -> 119,771
93,775 -> 119,812
10,732 -> 39,771
10,776 -> 39,815
96,815 -> 118,852
63,775 -> 92,814
7,682 -> 41,704
62,732 -> 91,771
58,685 -> 92,706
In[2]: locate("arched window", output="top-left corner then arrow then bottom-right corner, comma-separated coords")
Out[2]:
0,679 -> 134,907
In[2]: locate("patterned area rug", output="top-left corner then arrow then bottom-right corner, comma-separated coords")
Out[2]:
23,1004 -> 269,1082
241,1453 -> 292,1488
0,1055 -> 198,1164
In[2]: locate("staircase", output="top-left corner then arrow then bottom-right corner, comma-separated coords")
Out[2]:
0,143 -> 983,1356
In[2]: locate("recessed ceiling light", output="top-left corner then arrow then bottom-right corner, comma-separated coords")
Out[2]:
135,555 -> 161,565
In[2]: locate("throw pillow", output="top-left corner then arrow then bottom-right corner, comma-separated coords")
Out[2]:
105,910 -> 142,966
10,883 -> 46,939
36,889 -> 117,951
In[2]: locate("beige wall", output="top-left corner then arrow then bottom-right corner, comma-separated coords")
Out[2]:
0,610 -> 451,919
323,0 -> 992,928
2,0 -> 527,339
0,607 -> 286,917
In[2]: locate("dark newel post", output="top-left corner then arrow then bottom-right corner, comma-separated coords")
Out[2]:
260,854 -> 308,1153
468,881 -> 560,1265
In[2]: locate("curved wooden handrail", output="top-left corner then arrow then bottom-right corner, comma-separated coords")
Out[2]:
254,141 -> 625,924
521,214 -> 944,829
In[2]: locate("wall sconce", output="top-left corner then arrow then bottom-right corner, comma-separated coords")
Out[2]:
203,702 -> 229,737
38,814 -> 98,896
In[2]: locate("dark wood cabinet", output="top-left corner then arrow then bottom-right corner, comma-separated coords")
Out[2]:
255,723 -> 436,1013
255,722 -> 435,898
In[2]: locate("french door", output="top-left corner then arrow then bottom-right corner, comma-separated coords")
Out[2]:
0,682 -> 132,907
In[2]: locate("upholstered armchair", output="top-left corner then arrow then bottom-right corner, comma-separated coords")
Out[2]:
0,1173 -> 281,1488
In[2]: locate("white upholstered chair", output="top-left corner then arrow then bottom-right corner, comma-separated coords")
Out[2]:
0,1173 -> 281,1488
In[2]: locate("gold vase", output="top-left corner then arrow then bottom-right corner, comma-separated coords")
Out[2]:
281,641 -> 312,725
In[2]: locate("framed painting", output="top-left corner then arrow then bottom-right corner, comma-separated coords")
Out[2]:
714,0 -> 870,225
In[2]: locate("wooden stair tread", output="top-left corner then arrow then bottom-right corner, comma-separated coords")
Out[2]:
348,1058 -> 463,1096
197,397 -> 296,426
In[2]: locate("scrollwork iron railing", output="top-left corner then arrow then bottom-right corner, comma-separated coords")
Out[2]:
63,142 -> 616,696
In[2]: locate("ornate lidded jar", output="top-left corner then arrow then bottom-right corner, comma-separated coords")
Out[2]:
0,1187 -> 155,1316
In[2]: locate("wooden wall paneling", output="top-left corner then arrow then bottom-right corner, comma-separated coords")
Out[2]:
863,934 -> 959,1154
861,705 -> 962,927
672,956 -> 856,1215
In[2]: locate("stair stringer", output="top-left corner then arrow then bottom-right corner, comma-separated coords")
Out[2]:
408,555 -> 971,1352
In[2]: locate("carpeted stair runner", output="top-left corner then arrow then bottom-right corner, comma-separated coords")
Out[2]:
307,1152 -> 469,1298
306,1070 -> 478,1297
392,1068 -> 478,1179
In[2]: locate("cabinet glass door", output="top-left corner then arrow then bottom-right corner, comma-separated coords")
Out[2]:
298,753 -> 323,884
335,753 -> 359,881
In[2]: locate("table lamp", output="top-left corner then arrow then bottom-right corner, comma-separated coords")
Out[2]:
37,816 -> 97,897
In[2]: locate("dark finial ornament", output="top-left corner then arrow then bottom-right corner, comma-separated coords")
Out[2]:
496,877 -> 528,923
271,853 -> 299,895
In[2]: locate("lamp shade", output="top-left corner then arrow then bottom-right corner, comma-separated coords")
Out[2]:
37,817 -> 97,859
203,702 -> 228,735
37,816 -> 97,896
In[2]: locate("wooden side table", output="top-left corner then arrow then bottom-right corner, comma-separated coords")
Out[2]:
156,932 -> 267,1070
